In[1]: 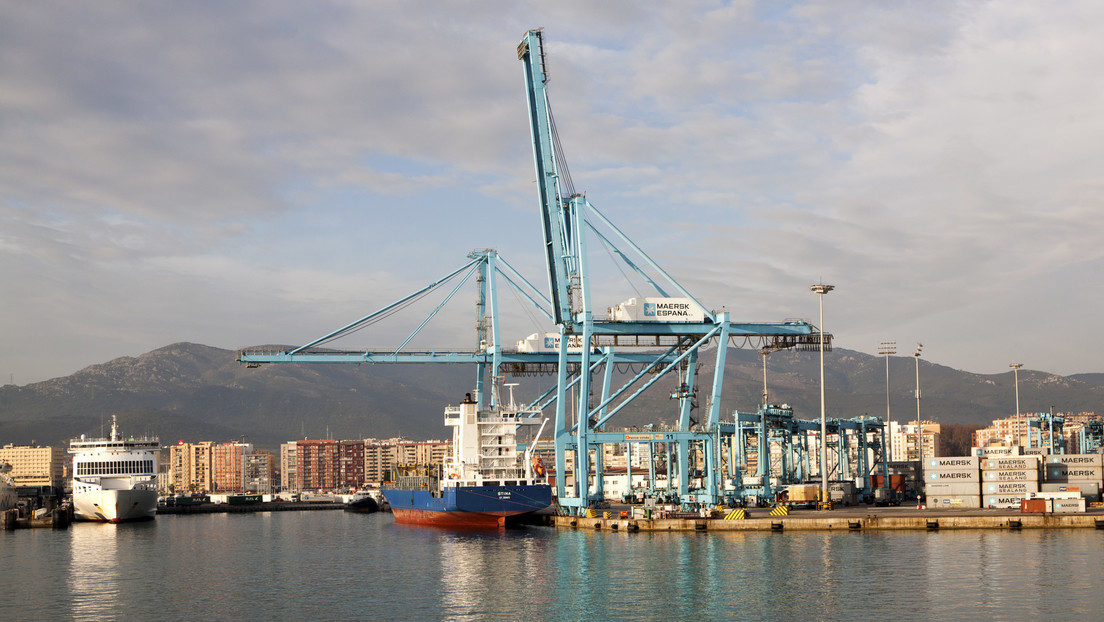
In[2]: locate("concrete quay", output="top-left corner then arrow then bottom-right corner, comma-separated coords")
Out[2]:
550,505 -> 1104,532
158,501 -> 347,515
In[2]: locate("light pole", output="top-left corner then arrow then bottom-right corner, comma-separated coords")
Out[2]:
811,283 -> 834,506
879,340 -> 896,457
1010,363 -> 1023,417
759,347 -> 774,406
913,343 -> 923,503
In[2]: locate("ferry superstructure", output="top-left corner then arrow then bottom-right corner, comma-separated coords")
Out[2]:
0,461 -> 15,512
69,415 -> 160,523
383,387 -> 552,527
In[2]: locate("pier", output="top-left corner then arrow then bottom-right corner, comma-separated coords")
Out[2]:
158,501 -> 347,515
548,505 -> 1104,532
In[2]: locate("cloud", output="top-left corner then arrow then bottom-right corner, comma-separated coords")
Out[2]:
2,1 -> 1103,385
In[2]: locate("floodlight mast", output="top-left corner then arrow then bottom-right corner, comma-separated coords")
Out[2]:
879,340 -> 896,455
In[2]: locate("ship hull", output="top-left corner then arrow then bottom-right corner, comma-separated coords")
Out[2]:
383,484 -> 552,527
73,488 -> 158,523
0,484 -> 15,512
344,495 -> 380,513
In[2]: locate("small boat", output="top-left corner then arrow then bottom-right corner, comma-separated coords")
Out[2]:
344,490 -> 380,513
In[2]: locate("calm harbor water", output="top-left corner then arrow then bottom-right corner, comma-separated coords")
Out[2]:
3,511 -> 1102,621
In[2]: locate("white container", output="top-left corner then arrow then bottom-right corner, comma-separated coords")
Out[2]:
928,470 -> 980,482
985,496 -> 1025,509
926,456 -> 979,470
608,297 -> 706,323
1047,454 -> 1104,468
515,332 -> 585,353
983,481 -> 1037,496
982,469 -> 1039,482
972,446 -> 1022,457
1022,447 -> 1051,456
928,495 -> 982,509
926,482 -> 981,496
1041,481 -> 1099,495
1027,490 -> 1081,500
1044,465 -> 1103,482
982,456 -> 1040,471
1053,498 -> 1087,513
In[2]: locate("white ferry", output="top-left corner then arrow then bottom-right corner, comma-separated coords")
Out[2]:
69,415 -> 160,523
0,461 -> 16,512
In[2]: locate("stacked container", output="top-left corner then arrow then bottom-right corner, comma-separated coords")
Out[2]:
972,445 -> 1022,458
1043,454 -> 1103,503
925,456 -> 981,509
982,455 -> 1040,508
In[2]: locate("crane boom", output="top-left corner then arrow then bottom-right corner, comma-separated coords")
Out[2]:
519,29 -> 577,327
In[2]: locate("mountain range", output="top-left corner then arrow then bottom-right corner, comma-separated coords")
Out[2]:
1,342 -> 1101,451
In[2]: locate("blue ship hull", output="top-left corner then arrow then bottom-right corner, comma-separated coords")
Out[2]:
384,484 -> 552,527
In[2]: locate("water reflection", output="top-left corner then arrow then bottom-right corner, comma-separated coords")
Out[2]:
66,522 -> 160,621
6,511 -> 1103,620
434,527 -> 552,620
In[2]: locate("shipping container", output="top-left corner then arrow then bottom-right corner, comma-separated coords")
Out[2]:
972,446 -> 1022,457
608,297 -> 706,323
870,474 -> 907,492
1043,465 -> 1103,482
886,461 -> 919,474
1027,490 -> 1081,500
927,470 -> 980,482
926,456 -> 979,470
926,482 -> 982,496
928,495 -> 982,509
1020,499 -> 1047,514
787,484 -> 820,502
1022,447 -> 1051,456
1041,482 -> 1099,495
982,456 -> 1041,471
1052,498 -> 1087,514
514,332 -> 586,353
1046,454 -> 1104,468
982,469 -> 1039,482
983,481 -> 1037,495
985,496 -> 1026,509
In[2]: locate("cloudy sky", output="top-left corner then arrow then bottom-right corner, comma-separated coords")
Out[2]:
3,1 -> 1102,385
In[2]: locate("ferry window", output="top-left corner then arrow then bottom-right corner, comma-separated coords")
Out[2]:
505,481 -> 517,486
483,481 -> 500,487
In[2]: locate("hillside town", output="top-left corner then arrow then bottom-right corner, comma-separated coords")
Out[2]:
3,410 -> 1100,510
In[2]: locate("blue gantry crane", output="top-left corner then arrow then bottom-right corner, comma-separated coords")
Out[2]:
238,29 -> 890,514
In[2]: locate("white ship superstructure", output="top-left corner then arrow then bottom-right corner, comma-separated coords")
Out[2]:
69,415 -> 160,523
0,461 -> 15,512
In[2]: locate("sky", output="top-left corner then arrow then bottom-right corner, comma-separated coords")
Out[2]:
3,1 -> 1103,385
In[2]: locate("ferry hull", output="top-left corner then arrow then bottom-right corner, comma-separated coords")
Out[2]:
73,488 -> 158,523
384,484 -> 552,527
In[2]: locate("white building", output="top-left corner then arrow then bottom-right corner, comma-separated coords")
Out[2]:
889,420 -> 940,461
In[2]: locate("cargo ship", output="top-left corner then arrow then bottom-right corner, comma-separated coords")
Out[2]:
69,415 -> 160,523
382,388 -> 552,527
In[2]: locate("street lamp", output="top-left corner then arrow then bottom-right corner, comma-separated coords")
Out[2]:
810,283 -> 834,507
879,341 -> 896,457
913,343 -> 923,503
1010,363 -> 1023,417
